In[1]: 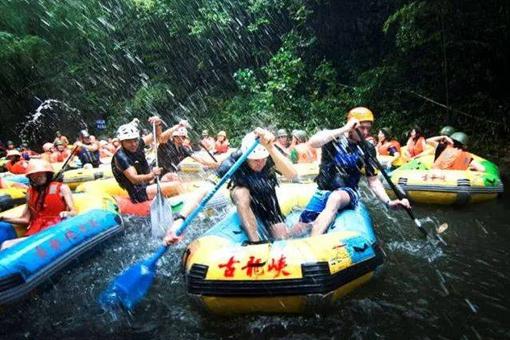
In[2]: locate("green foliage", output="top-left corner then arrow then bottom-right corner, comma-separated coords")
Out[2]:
0,0 -> 508,158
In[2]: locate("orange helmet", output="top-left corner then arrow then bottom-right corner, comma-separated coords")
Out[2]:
347,107 -> 374,123
25,159 -> 54,177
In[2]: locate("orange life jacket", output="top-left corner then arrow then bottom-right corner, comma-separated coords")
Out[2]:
432,146 -> 472,170
293,143 -> 318,163
52,150 -> 70,163
6,160 -> 29,174
26,182 -> 66,236
377,140 -> 401,156
215,140 -> 229,154
406,137 -> 425,157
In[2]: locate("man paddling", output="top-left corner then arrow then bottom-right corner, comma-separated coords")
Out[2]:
112,117 -> 183,203
163,128 -> 301,245
300,107 -> 410,236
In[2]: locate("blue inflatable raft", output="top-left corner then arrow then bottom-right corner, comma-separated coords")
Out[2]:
0,209 -> 123,305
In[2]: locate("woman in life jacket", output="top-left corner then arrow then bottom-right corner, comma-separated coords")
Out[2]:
5,150 -> 29,174
214,131 -> 229,154
376,128 -> 401,157
432,132 -> 485,171
52,140 -> 71,163
405,126 -> 427,159
0,159 -> 76,250
288,130 -> 319,164
426,126 -> 456,161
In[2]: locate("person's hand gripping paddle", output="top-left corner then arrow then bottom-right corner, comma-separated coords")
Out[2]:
98,138 -> 261,311
354,128 -> 447,245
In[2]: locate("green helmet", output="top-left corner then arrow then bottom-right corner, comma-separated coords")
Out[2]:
450,132 -> 468,146
440,126 -> 456,137
292,130 -> 307,143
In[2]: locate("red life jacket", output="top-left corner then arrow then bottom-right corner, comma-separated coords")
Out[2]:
52,150 -> 70,162
26,182 -> 66,236
215,140 -> 229,154
406,137 -> 425,157
377,140 -> 401,156
6,160 -> 29,174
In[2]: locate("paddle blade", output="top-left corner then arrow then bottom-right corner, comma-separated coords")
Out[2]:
99,259 -> 157,311
150,194 -> 173,238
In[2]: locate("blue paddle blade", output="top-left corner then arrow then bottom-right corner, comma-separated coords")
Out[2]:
99,258 -> 158,311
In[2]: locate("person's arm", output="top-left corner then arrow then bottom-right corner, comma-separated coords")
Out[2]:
59,184 -> 77,218
159,119 -> 188,143
0,199 -> 31,226
308,119 -> 358,148
143,116 -> 163,145
254,128 -> 296,180
123,166 -> 158,185
469,159 -> 485,172
190,154 -> 219,169
367,176 -> 410,209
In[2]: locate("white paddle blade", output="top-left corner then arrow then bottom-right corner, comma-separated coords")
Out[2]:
150,196 -> 174,238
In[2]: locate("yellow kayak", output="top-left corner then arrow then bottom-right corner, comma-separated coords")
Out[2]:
183,183 -> 383,314
385,154 -> 504,205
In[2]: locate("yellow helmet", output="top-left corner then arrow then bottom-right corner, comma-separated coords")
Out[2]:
347,107 -> 374,122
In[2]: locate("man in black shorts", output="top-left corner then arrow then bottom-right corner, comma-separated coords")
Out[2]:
112,117 -> 182,203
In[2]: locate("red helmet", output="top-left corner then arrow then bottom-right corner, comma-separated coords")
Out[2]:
25,159 -> 54,177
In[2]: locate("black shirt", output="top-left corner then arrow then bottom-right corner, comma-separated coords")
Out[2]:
112,139 -> 150,191
217,150 -> 283,228
158,140 -> 193,172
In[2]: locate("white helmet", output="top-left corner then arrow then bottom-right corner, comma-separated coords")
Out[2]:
117,123 -> 139,141
172,127 -> 188,137
241,132 -> 269,160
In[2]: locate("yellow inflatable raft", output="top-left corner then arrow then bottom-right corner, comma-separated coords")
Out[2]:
62,166 -> 113,190
385,154 -> 504,205
182,183 -> 383,314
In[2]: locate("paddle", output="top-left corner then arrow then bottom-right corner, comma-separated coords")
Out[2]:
199,141 -> 218,163
53,145 -> 79,182
150,121 -> 174,238
99,139 -> 260,311
354,128 -> 447,245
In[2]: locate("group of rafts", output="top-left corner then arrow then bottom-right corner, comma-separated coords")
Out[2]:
0,138 -> 504,314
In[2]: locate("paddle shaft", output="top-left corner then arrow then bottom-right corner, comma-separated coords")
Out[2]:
199,141 -> 218,163
53,145 -> 79,181
152,121 -> 162,192
354,129 -> 428,236
147,139 -> 260,265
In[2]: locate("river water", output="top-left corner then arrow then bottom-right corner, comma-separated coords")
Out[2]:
1,175 -> 509,339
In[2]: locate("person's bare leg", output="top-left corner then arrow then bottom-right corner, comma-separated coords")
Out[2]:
310,190 -> 350,236
146,180 -> 184,199
270,222 -> 290,240
231,187 -> 260,242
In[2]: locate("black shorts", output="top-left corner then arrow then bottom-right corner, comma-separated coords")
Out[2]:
127,184 -> 149,203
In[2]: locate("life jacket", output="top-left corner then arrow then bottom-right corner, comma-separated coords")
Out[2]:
293,143 -> 318,163
53,150 -> 70,163
26,182 -> 66,236
215,140 -> 229,154
432,146 -> 472,170
6,160 -> 29,174
406,136 -> 425,157
377,140 -> 401,156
